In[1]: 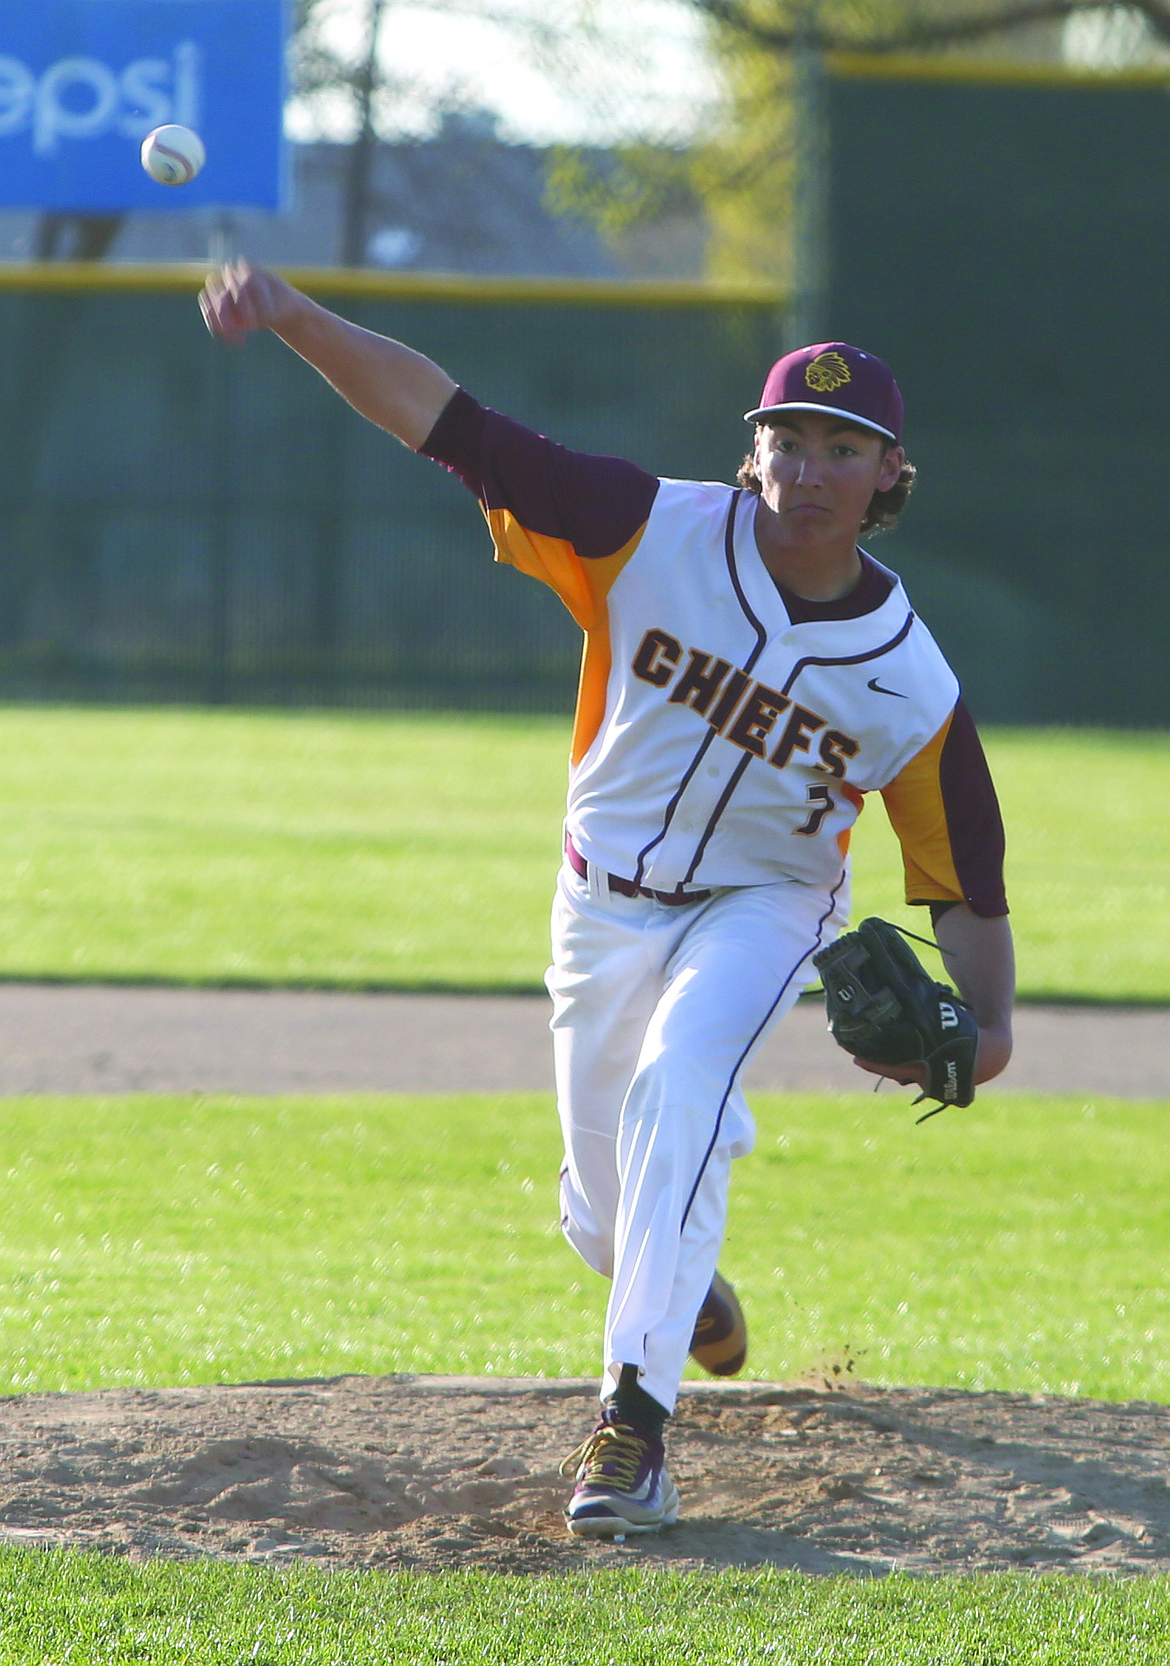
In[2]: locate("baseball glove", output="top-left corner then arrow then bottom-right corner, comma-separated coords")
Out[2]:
812,917 -> 978,1117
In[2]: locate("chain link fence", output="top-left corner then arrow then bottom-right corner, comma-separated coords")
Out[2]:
0,270 -> 782,709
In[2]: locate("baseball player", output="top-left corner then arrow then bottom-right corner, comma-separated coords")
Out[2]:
199,265 -> 1014,1540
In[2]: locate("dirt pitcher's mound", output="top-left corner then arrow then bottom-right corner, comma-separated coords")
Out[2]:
0,1375 -> 1167,1576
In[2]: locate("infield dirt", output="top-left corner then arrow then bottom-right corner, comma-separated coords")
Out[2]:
0,987 -> 1167,1576
1,1374 -> 1169,1576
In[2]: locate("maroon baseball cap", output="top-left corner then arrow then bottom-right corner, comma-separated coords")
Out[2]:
744,342 -> 903,443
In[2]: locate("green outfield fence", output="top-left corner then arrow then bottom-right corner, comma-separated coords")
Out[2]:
0,266 -> 782,711
822,57 -> 1170,726
2,48 -> 1169,729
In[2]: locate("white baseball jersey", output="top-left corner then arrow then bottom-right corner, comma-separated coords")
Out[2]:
423,390 -> 1007,918
562,479 -> 956,893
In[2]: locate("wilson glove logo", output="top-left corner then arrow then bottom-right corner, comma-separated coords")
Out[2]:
938,1002 -> 959,1030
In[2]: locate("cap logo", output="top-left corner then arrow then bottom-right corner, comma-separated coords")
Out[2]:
805,351 -> 852,394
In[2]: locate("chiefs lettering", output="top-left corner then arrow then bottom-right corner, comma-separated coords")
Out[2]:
632,628 -> 860,776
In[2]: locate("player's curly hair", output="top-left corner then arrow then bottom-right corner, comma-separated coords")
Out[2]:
735,449 -> 917,535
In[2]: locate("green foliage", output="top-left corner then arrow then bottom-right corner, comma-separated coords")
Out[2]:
1,1554 -> 1170,1664
693,28 -> 798,282
542,30 -> 798,284
0,1089 -> 1167,1402
691,0 -> 1051,54
548,1 -> 1153,280
545,143 -> 701,244
692,0 -> 1040,280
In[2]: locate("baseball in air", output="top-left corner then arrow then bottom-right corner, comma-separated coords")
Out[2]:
140,124 -> 206,186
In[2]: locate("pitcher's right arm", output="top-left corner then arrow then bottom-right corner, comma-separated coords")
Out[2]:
199,261 -> 456,451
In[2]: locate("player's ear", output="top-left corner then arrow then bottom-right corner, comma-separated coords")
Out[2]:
877,444 -> 905,492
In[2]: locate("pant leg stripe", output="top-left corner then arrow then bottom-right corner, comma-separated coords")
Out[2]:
679,869 -> 848,1234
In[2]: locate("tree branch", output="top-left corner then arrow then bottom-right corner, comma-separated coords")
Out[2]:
1130,0 -> 1170,44
689,0 -> 1170,56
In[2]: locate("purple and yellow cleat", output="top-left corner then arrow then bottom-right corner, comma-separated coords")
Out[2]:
688,1270 -> 748,1377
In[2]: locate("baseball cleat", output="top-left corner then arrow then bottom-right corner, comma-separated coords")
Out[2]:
689,1270 -> 748,1376
560,1408 -> 680,1538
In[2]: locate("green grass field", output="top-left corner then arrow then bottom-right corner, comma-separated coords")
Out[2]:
1,1089 -> 1165,1404
2,1556 -> 1167,1665
0,706 -> 564,991
0,705 -> 1165,1656
1,1087 -> 1169,1660
0,705 -> 1163,999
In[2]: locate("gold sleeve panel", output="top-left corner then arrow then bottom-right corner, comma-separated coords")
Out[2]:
484,507 -> 646,633
570,633 -> 613,766
483,508 -> 646,766
878,713 -> 965,905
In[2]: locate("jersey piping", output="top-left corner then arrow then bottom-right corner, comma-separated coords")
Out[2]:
632,489 -> 768,891
420,393 -> 1008,913
636,491 -> 919,896
779,609 -> 916,692
679,867 -> 849,1233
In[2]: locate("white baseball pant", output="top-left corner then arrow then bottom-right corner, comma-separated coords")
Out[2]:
546,853 -> 849,1414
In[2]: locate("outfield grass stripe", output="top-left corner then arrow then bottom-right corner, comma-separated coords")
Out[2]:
0,709 -> 1163,1000
0,1556 -> 1167,1665
0,1090 -> 1165,1402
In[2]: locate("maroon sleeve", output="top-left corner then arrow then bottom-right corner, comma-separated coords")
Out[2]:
932,699 -> 1008,918
420,388 -> 659,562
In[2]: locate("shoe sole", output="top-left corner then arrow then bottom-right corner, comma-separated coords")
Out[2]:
689,1270 -> 747,1376
565,1481 -> 681,1539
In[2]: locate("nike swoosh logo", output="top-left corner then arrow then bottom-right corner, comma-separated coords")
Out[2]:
868,677 -> 907,698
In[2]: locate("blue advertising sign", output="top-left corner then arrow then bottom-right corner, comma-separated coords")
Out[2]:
0,0 -> 286,210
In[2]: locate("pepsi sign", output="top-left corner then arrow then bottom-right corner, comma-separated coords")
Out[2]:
0,1 -> 286,210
